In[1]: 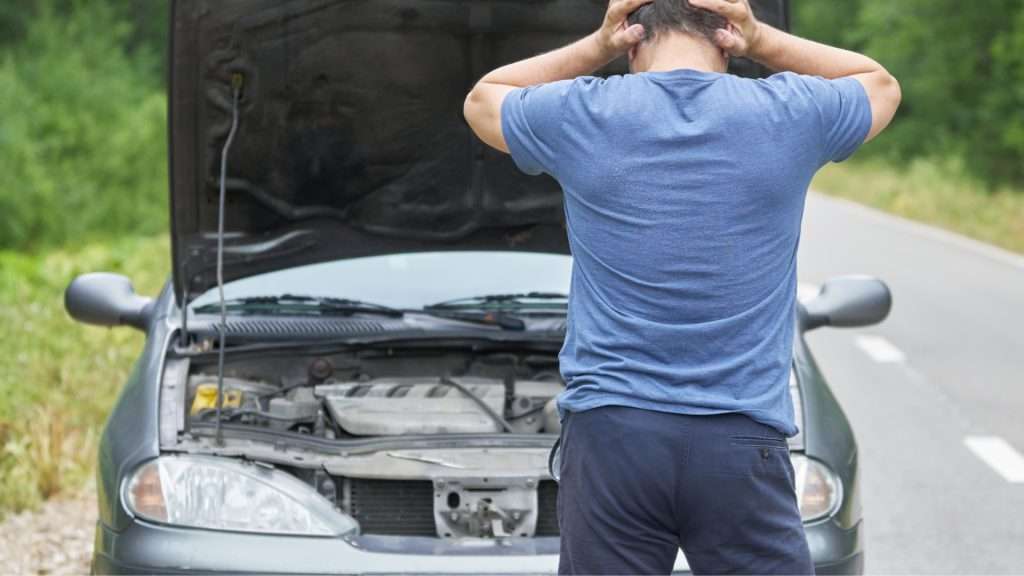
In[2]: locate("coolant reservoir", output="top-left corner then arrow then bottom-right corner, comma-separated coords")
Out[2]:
190,384 -> 242,415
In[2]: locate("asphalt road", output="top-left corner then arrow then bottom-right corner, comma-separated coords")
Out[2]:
798,193 -> 1024,573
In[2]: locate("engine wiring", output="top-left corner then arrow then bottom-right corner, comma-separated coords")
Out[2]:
215,74 -> 244,447
439,375 -> 514,433
198,407 -> 308,424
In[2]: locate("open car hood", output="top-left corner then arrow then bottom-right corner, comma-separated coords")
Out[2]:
169,0 -> 789,303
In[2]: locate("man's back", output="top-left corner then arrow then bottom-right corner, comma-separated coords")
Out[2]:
502,69 -> 871,435
464,0 -> 898,571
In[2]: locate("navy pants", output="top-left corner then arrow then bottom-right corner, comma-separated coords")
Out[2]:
557,406 -> 813,575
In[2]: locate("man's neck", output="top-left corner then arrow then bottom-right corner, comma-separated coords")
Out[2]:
638,31 -> 727,74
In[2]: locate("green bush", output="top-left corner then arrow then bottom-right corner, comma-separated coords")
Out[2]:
0,0 -> 168,251
796,0 -> 1024,188
792,0 -> 862,47
982,6 -> 1024,185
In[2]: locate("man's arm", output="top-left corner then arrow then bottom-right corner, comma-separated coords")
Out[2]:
691,0 -> 901,142
463,0 -> 652,153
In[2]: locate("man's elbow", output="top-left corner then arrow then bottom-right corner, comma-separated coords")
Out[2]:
883,71 -> 902,112
463,84 -> 486,132
463,83 -> 510,153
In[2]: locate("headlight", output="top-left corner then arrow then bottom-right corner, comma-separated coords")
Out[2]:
123,455 -> 357,536
790,454 -> 842,522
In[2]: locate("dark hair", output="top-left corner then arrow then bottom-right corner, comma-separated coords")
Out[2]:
626,0 -> 728,43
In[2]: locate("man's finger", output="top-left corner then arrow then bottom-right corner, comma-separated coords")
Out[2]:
713,29 -> 738,50
688,0 -> 748,21
623,23 -> 647,44
607,0 -> 654,21
608,24 -> 647,50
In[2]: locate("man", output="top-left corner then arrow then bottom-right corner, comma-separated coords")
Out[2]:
463,0 -> 900,574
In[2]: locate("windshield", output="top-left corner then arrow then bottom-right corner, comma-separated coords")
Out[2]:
189,252 -> 573,311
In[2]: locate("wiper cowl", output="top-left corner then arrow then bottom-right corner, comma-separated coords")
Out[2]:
193,295 -> 404,318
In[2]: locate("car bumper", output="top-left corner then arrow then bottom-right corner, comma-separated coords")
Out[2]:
93,517 -> 862,575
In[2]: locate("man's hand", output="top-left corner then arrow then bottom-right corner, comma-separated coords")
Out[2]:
689,0 -> 762,58
464,0 -> 651,153
595,0 -> 655,59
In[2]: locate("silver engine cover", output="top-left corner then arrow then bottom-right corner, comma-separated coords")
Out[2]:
315,376 -> 507,435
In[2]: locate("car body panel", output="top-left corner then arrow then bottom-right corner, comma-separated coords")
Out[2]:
95,282 -> 176,532
93,274 -> 862,573
93,496 -> 860,575
794,333 -> 862,530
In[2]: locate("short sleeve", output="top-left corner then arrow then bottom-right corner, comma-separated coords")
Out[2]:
802,75 -> 873,164
500,81 -> 570,176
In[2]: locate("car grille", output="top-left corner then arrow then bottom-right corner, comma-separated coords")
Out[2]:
346,478 -> 437,536
536,480 -> 559,536
342,478 -> 560,537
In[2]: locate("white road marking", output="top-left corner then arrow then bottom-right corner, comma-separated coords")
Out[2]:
855,335 -> 906,364
964,436 -> 1024,483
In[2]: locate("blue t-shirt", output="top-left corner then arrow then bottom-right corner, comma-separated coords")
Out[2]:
500,69 -> 872,436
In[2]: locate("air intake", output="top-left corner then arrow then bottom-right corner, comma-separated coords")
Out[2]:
536,480 -> 559,536
341,478 -> 561,537
346,478 -> 437,536
212,317 -> 394,339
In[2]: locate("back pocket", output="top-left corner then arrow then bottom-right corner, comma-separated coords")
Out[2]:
730,434 -> 789,449
709,435 -> 791,478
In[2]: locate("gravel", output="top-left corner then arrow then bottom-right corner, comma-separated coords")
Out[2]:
0,490 -> 95,575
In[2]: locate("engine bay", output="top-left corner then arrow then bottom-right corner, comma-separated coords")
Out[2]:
164,347 -> 566,539
183,348 -> 565,439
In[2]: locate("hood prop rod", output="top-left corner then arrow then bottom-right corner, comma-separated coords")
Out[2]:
215,74 -> 244,447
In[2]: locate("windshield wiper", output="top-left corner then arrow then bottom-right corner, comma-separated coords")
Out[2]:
417,309 -> 526,331
193,294 -> 530,330
425,292 -> 568,311
193,294 -> 404,318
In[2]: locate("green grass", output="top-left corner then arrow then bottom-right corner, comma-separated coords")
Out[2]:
813,158 -> 1024,254
0,234 -> 168,516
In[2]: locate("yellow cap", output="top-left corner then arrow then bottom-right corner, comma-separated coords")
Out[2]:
190,384 -> 242,415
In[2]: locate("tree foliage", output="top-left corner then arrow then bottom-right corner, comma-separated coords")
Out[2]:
796,0 -> 1024,187
0,0 -> 168,251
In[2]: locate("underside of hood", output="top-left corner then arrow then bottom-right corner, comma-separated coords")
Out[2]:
169,0 -> 789,303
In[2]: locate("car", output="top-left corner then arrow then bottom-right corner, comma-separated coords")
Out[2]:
65,0 -> 887,573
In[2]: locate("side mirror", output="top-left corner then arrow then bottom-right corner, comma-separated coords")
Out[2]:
65,273 -> 155,331
801,276 -> 892,332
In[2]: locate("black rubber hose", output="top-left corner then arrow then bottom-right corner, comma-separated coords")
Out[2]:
439,375 -> 514,433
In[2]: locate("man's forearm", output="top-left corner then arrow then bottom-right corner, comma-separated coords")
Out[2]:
479,33 -> 617,88
747,24 -> 883,79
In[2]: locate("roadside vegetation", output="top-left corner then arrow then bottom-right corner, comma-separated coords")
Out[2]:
0,0 -> 1021,518
0,0 -> 168,515
812,160 -> 1024,255
0,236 -> 168,514
797,0 -> 1024,255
